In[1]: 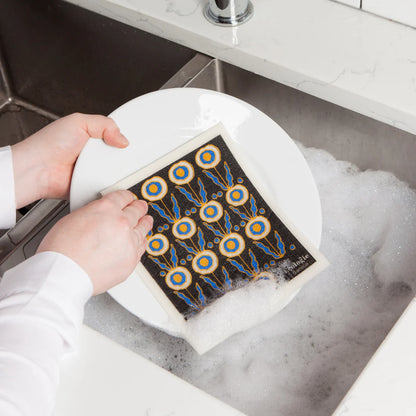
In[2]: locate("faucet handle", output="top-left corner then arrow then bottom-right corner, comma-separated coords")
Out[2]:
204,0 -> 253,26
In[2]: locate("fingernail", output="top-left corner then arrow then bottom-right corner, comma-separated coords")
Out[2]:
139,200 -> 148,212
145,215 -> 154,228
131,192 -> 138,200
120,135 -> 129,147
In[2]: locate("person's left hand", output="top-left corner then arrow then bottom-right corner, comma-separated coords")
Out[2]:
11,113 -> 129,208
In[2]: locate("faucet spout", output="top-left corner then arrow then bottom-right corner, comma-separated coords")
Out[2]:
204,0 -> 254,26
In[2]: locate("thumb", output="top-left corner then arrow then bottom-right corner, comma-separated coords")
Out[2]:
83,114 -> 129,148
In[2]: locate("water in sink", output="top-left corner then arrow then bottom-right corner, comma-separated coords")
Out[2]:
85,143 -> 416,416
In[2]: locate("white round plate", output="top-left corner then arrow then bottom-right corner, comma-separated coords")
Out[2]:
70,88 -> 322,334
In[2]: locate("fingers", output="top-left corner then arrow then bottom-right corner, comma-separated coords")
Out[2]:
123,199 -> 148,227
101,191 -> 153,241
81,114 -> 129,148
102,190 -> 138,209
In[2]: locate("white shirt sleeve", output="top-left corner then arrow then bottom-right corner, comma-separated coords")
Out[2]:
0,146 -> 17,229
0,145 -> 94,416
0,252 -> 93,416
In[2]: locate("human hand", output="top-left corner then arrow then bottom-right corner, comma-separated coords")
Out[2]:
37,190 -> 153,295
11,113 -> 129,208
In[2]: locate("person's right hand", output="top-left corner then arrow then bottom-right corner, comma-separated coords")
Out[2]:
37,190 -> 153,295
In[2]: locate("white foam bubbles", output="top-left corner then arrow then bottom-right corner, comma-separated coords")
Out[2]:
185,275 -> 292,354
85,143 -> 416,416
173,144 -> 416,415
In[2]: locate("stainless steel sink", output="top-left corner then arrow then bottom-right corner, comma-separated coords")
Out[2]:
1,2 -> 415,416
165,56 -> 416,188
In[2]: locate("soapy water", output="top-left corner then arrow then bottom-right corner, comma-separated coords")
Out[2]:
85,144 -> 416,416
185,273 -> 291,354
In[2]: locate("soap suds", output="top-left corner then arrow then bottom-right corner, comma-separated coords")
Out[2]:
85,143 -> 416,416
185,275 -> 290,354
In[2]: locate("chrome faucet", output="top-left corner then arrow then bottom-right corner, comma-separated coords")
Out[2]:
204,0 -> 254,26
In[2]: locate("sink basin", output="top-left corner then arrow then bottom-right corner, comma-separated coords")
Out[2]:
171,58 -> 415,414
1,2 -> 415,416
176,58 -> 416,189
85,56 -> 415,415
166,57 -> 416,415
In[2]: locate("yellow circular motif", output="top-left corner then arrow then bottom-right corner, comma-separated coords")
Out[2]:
168,161 -> 195,185
219,233 -> 245,257
199,201 -> 223,223
146,234 -> 169,256
199,258 -> 209,267
245,216 -> 271,240
141,176 -> 168,201
172,217 -> 197,240
192,250 -> 218,275
252,223 -> 261,232
226,184 -> 249,206
165,267 -> 192,290
195,144 -> 221,169
227,241 -> 236,249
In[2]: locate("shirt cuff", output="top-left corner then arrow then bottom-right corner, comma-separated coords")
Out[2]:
0,146 -> 17,229
0,252 -> 93,349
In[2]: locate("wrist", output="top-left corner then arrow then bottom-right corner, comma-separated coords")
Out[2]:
11,141 -> 49,208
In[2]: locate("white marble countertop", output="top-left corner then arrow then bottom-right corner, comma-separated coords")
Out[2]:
65,0 -> 416,135
54,325 -> 245,416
